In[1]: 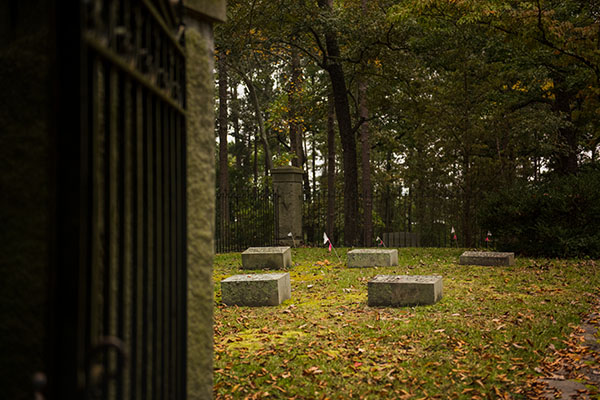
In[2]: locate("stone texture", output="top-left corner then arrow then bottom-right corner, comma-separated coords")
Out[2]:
221,273 -> 291,306
272,167 -> 303,245
242,246 -> 292,270
459,251 -> 515,266
185,16 -> 219,400
185,0 -> 227,22
347,249 -> 399,268
368,275 -> 443,307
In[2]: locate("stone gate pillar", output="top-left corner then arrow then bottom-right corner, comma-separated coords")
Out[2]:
272,166 -> 303,245
184,1 -> 226,399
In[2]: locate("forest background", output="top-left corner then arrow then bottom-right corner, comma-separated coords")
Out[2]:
213,0 -> 600,258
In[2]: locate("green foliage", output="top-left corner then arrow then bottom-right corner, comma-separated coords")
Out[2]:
273,151 -> 296,167
215,0 -> 600,248
479,164 -> 600,258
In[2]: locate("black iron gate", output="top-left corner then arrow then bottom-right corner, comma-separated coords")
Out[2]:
51,0 -> 187,398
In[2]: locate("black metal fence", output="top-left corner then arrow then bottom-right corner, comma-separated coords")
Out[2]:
215,191 -> 279,253
303,191 -> 489,248
302,191 -> 344,245
217,189 -> 490,252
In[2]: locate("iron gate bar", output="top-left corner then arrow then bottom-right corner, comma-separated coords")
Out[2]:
80,0 -> 187,398
131,81 -> 143,400
153,93 -> 162,400
141,0 -> 183,55
84,35 -> 185,114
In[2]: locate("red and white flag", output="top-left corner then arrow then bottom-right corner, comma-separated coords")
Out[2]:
323,232 -> 332,252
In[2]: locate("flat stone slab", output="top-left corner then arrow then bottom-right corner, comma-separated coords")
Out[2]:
368,275 -> 443,307
242,246 -> 292,270
459,251 -> 514,266
347,249 -> 398,268
221,273 -> 291,306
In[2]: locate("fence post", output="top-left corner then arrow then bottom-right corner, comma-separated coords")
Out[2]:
272,166 -> 303,246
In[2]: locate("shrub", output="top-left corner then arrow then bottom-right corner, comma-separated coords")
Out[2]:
479,164 -> 600,258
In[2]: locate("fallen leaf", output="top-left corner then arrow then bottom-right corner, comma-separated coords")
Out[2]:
303,366 -> 323,375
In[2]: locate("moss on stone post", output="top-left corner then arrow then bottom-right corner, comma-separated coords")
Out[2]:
184,1 -> 225,398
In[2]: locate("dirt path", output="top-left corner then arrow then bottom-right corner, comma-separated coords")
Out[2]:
527,298 -> 600,399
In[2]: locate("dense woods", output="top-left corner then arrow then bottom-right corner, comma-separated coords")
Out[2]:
214,0 -> 600,256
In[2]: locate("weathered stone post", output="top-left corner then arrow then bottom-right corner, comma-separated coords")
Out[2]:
272,166 -> 304,245
184,1 -> 226,399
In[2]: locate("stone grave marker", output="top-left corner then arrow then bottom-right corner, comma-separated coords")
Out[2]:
459,251 -> 514,266
347,249 -> 398,268
368,275 -> 443,307
221,273 -> 291,306
241,246 -> 292,270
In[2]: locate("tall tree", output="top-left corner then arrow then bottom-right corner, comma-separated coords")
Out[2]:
244,75 -> 273,175
217,53 -> 230,232
289,47 -> 302,168
358,0 -> 373,246
326,92 -> 337,241
217,54 -> 229,196
230,84 -> 243,170
317,0 -> 360,245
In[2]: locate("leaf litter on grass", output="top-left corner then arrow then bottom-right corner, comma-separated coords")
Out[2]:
212,249 -> 600,399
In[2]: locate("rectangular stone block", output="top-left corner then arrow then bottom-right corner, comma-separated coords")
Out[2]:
347,249 -> 398,268
459,251 -> 514,266
368,275 -> 443,307
241,246 -> 292,270
221,273 -> 291,306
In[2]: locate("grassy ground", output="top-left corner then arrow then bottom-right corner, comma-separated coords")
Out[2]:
212,248 -> 600,399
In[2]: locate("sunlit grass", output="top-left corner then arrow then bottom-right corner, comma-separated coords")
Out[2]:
212,248 -> 600,399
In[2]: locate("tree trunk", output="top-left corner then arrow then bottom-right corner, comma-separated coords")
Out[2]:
245,78 -> 272,175
414,147 -> 426,242
217,55 -> 230,236
289,47 -> 302,168
359,79 -> 372,246
218,56 -> 229,194
318,0 -> 359,245
231,84 -> 242,169
327,93 -> 336,240
289,48 -> 312,202
461,70 -> 474,247
359,0 -> 372,247
553,82 -> 579,175
311,133 -> 316,198
301,133 -> 311,202
253,128 -> 258,185
461,152 -> 473,247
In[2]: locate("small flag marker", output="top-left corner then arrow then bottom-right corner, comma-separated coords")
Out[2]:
323,232 -> 341,263
288,232 -> 296,248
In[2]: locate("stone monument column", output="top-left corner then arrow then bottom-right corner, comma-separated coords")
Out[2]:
184,1 -> 226,398
272,166 -> 304,245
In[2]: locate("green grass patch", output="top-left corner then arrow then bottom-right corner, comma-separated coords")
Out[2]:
212,248 -> 600,399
